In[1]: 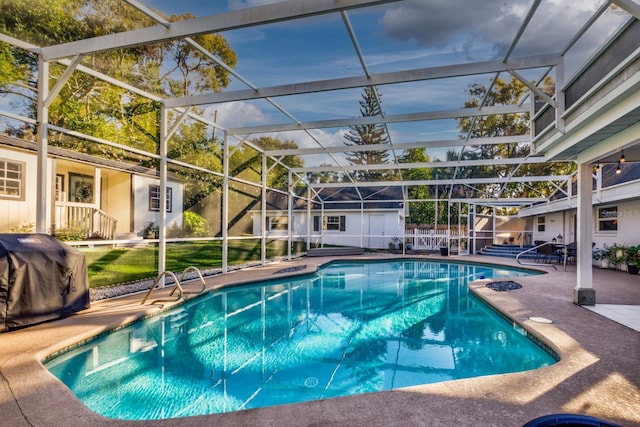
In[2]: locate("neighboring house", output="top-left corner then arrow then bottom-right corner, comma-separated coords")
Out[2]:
0,134 -> 184,240
252,187 -> 406,249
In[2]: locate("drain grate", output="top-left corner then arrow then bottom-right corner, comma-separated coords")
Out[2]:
486,281 -> 522,291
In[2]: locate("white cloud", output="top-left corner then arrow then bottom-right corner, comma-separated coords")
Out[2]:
377,0 -> 620,60
208,101 -> 272,129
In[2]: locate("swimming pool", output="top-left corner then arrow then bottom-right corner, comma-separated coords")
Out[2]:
45,259 -> 556,420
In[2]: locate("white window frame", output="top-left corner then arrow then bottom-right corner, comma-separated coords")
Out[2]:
149,185 -> 172,212
268,216 -> 288,231
596,206 -> 618,233
0,158 -> 25,201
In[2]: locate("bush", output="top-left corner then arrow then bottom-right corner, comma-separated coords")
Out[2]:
54,227 -> 87,241
183,211 -> 209,237
9,222 -> 35,233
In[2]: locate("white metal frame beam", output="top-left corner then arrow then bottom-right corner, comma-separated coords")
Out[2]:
265,135 -> 531,156
292,156 -> 549,173
40,0 -> 404,61
310,175 -> 571,188
228,105 -> 529,135
165,54 -> 560,108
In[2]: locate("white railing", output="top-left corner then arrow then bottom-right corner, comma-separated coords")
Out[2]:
54,202 -> 117,240
406,227 -> 464,250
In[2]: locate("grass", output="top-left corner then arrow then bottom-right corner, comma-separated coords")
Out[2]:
80,240 -> 306,288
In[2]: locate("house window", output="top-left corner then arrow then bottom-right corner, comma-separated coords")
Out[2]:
597,206 -> 618,232
149,185 -> 172,212
268,216 -> 288,231
537,216 -> 545,232
325,215 -> 346,231
313,215 -> 346,231
0,159 -> 24,200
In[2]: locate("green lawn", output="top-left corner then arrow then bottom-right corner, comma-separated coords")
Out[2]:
80,239 -> 305,288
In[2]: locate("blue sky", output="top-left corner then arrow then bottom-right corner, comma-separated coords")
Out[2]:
133,0 -> 628,162
0,0 -> 631,163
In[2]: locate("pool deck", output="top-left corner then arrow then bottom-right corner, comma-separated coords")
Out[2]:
1,254 -> 639,427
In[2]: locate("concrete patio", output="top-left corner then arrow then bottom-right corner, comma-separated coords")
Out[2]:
0,254 -> 638,426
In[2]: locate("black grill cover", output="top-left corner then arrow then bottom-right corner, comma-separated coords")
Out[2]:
0,234 -> 89,330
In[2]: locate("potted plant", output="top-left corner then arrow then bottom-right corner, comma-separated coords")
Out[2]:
608,244 -> 627,270
405,238 -> 412,251
389,237 -> 401,250
624,245 -> 640,275
593,244 -> 610,269
143,221 -> 159,239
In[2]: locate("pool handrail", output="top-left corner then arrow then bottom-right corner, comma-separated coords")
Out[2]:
515,241 -> 567,271
175,266 -> 207,296
141,266 -> 207,305
141,271 -> 183,305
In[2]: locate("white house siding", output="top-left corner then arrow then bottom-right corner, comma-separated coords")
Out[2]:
131,175 -> 184,235
592,198 -> 640,248
100,169 -> 132,234
531,211 -> 567,243
253,209 -> 404,249
527,199 -> 640,249
0,147 -> 52,233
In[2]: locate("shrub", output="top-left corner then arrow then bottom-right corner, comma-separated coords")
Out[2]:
9,222 -> 35,233
183,211 -> 209,237
54,227 -> 87,241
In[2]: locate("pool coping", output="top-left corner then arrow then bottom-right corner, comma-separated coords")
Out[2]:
1,254 -> 639,427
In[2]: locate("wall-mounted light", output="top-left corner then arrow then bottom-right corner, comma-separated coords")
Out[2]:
620,150 -> 626,163
594,162 -> 600,172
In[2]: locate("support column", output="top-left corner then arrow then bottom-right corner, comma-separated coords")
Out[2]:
222,133 -> 229,273
158,106 -> 168,280
261,154 -> 267,265
306,186 -> 311,250
287,171 -> 293,261
36,57 -> 49,234
574,162 -> 595,305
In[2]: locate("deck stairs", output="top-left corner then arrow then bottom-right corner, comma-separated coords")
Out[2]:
477,244 -> 539,260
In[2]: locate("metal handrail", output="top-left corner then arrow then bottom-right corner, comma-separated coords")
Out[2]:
175,266 -> 207,296
515,241 -> 568,271
141,266 -> 207,305
141,271 -> 183,305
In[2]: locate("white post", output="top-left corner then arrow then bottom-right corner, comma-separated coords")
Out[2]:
287,171 -> 293,261
222,133 -> 229,273
306,186 -> 311,250
261,154 -> 267,265
574,162 -> 595,305
158,106 -> 167,280
36,57 -> 49,234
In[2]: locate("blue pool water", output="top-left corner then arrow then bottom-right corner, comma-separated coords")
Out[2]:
45,260 -> 555,420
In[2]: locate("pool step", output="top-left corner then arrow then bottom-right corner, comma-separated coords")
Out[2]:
477,244 -> 539,260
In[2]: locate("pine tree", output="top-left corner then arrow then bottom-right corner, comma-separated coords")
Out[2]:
344,86 -> 391,181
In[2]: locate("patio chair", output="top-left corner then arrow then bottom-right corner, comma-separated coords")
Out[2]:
533,240 -> 547,262
536,243 -> 551,263
565,242 -> 577,264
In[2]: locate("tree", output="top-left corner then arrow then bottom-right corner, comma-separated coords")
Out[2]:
399,148 -> 433,224
0,0 -> 237,155
455,76 -> 574,199
307,164 -> 344,184
344,86 -> 392,182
